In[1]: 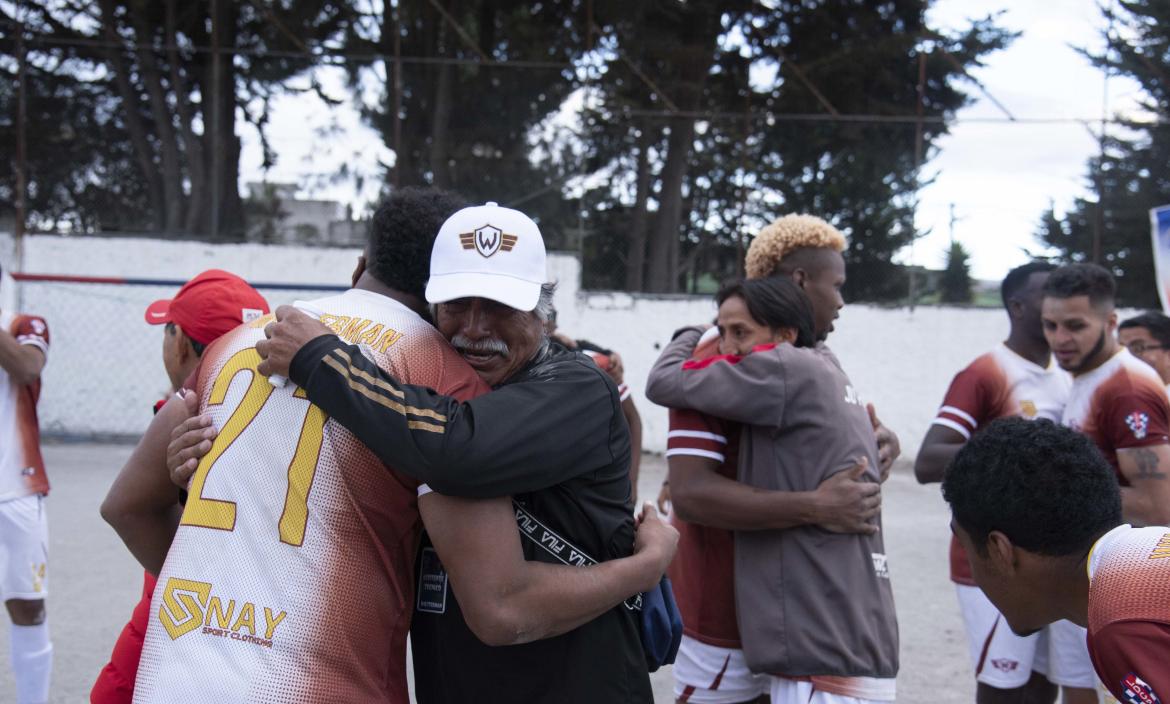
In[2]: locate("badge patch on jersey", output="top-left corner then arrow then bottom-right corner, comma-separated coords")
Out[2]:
1126,412 -> 1150,440
1121,672 -> 1160,704
1020,400 -> 1038,418
416,547 -> 449,614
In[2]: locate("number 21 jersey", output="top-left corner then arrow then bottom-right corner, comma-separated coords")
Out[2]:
134,289 -> 485,704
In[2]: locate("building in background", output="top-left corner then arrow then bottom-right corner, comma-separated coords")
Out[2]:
244,182 -> 365,247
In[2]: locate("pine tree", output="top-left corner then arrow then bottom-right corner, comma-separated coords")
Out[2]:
1037,0 -> 1170,308
939,242 -> 973,304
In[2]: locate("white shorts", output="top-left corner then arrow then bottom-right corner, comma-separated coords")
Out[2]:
956,584 -> 1095,689
0,494 -> 48,601
673,635 -> 768,703
769,677 -> 895,704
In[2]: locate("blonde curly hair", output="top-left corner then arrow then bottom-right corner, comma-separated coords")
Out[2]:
745,214 -> 847,280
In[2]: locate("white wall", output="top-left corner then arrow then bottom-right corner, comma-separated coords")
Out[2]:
5,234 -> 1016,457
556,285 -> 1011,457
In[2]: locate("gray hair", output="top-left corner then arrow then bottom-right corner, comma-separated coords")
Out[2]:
533,282 -> 557,323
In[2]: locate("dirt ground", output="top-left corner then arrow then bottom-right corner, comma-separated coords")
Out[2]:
0,444 -> 972,703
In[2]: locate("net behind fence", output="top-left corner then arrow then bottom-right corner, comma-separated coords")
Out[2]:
14,276 -> 347,441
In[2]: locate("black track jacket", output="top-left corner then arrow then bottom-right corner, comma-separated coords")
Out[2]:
288,336 -> 652,703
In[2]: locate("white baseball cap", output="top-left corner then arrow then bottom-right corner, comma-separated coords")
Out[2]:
425,201 -> 547,311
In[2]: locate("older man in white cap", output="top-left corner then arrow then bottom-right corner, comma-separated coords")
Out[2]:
254,201 -> 655,703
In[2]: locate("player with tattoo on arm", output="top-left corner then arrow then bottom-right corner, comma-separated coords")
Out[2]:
1042,263 -> 1170,528
1037,263 -> 1170,701
914,261 -> 1070,704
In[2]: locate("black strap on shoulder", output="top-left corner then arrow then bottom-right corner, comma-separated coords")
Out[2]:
512,500 -> 641,612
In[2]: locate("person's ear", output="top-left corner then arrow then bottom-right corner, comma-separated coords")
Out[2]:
986,530 -> 1018,575
791,268 -> 808,288
1006,298 -> 1023,320
177,331 -> 197,364
775,327 -> 798,345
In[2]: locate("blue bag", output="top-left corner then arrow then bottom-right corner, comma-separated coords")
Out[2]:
638,575 -> 683,672
511,501 -> 683,671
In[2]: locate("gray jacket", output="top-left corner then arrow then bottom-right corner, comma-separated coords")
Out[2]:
646,329 -> 899,678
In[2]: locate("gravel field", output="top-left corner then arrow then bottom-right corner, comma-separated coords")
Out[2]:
0,444 -> 972,703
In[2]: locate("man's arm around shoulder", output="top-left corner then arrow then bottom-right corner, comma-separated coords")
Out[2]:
670,454 -> 880,534
419,492 -> 676,646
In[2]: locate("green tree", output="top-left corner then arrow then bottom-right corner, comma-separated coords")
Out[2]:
0,0 -> 353,238
1037,0 -> 1170,308
343,0 -> 617,250
939,241 -> 973,303
575,1 -> 1013,295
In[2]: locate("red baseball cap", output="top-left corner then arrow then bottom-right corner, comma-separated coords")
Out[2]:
144,269 -> 270,345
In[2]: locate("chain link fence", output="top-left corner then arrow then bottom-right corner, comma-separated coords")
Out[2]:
15,277 -> 346,441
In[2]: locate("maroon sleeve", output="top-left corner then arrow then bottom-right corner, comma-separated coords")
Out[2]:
933,359 -> 998,440
1090,620 -> 1170,702
13,315 -> 49,353
1104,384 -> 1170,451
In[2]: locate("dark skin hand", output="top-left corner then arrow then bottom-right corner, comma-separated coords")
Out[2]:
669,454 -> 880,534
255,305 -> 336,379
869,403 -> 899,482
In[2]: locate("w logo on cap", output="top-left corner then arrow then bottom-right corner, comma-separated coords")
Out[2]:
460,225 -> 518,258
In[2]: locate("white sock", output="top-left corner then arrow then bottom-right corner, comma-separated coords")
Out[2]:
10,622 -> 52,704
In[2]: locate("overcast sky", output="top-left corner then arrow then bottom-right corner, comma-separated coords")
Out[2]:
239,0 -> 1144,282
914,0 -> 1145,279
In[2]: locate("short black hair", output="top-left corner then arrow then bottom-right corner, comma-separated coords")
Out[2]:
1041,263 -> 1116,309
1001,261 -> 1055,310
1119,311 -> 1170,347
366,187 -> 468,300
943,417 -> 1121,557
716,276 -> 817,348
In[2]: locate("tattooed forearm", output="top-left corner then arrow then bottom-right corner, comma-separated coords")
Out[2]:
1133,448 -> 1167,480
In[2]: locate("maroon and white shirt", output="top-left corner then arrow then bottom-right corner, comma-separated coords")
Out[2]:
663,333 -> 742,648
0,310 -> 50,503
665,407 -> 741,649
1087,524 -> 1170,703
932,344 -> 1070,584
1062,348 -> 1170,483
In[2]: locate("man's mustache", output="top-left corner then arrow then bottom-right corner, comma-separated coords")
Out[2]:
451,334 -> 509,356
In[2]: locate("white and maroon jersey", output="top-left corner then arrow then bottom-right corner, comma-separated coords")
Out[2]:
581,349 -> 630,401
0,310 -> 49,503
932,344 -> 1070,585
666,407 -> 742,648
1087,524 -> 1170,703
134,289 -> 486,704
664,332 -> 743,648
1062,348 -> 1170,481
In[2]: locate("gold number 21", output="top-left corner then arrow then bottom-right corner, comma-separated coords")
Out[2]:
180,348 -> 327,547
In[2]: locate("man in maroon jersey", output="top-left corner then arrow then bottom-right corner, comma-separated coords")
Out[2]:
944,417 -> 1170,704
